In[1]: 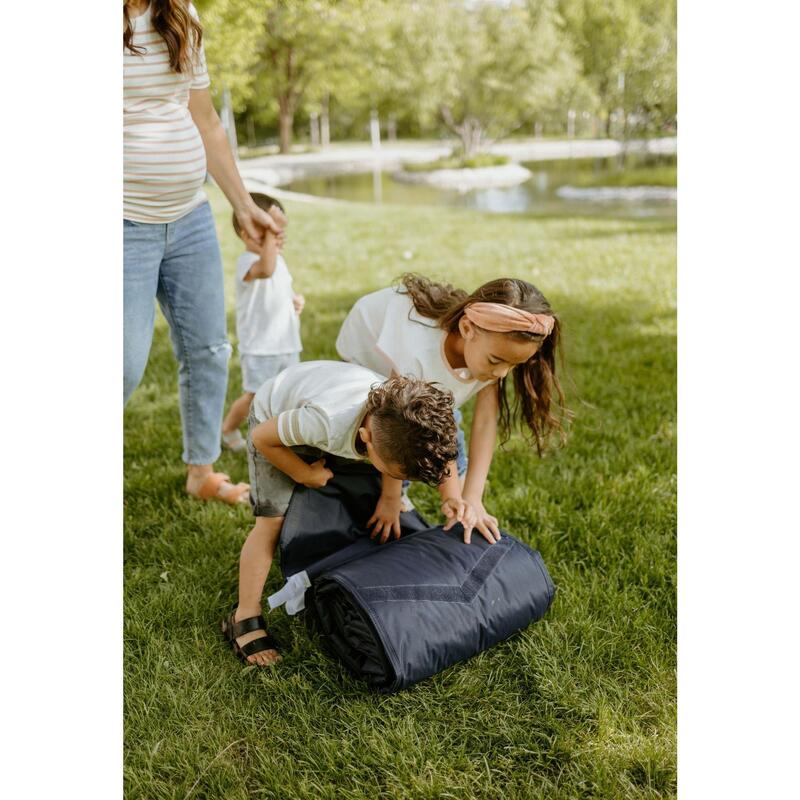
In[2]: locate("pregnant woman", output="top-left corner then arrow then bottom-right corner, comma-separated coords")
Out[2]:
124,0 -> 284,503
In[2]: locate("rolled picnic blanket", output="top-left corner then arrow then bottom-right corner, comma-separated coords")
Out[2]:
269,459 -> 555,692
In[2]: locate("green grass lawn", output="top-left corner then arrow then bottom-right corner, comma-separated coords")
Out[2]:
124,186 -> 676,799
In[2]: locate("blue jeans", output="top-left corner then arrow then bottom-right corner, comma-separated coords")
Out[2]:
124,202 -> 231,465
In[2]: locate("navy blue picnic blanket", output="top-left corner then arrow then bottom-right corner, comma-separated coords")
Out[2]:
268,458 -> 555,692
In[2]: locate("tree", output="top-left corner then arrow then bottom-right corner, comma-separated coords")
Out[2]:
431,0 -> 583,157
194,0 -> 266,112
558,0 -> 676,136
248,1 -> 369,153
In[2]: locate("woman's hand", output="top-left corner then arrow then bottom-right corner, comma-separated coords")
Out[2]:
462,494 -> 501,544
292,293 -> 306,315
367,493 -> 404,544
234,199 -> 286,248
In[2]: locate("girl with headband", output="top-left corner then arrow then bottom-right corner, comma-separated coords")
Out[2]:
336,273 -> 568,546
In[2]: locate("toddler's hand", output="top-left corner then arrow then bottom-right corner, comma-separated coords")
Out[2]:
441,497 -> 478,544
367,493 -> 404,544
268,205 -> 288,250
293,293 -> 306,315
462,495 -> 501,544
302,458 -> 333,489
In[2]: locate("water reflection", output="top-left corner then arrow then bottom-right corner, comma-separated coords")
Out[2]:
289,153 -> 677,219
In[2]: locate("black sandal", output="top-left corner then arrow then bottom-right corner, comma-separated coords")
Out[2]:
221,610 -> 281,666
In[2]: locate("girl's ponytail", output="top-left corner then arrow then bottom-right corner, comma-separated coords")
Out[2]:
507,317 -> 568,454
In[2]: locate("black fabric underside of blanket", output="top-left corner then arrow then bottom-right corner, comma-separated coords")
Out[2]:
280,458 -> 555,692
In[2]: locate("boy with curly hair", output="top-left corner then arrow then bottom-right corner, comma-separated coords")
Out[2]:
222,360 -> 464,668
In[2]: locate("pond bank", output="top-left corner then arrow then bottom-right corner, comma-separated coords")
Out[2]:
239,137 -> 677,193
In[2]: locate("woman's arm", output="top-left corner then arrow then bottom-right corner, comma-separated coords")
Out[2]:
188,87 -> 283,245
251,418 -> 332,488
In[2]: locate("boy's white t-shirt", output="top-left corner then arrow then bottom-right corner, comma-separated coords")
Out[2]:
335,287 -> 494,408
235,251 -> 302,356
251,360 -> 387,460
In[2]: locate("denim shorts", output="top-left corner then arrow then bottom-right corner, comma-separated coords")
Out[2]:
246,411 -> 361,517
453,408 -> 468,477
241,352 -> 300,394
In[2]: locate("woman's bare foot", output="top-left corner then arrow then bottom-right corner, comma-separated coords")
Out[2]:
186,466 -> 249,505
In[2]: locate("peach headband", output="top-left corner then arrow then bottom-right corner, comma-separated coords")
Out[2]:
464,302 -> 555,337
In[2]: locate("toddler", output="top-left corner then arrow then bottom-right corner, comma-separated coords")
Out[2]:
222,192 -> 304,452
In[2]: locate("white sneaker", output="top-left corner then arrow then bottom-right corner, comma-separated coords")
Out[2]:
222,430 -> 247,453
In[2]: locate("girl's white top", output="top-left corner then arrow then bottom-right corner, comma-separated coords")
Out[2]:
251,361 -> 386,461
336,287 -> 494,408
235,252 -> 302,356
123,4 -> 211,223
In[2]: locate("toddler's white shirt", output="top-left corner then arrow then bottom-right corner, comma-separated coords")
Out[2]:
336,287 -> 494,408
235,251 -> 302,356
251,361 -> 387,460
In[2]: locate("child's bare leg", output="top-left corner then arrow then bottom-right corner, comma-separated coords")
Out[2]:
222,392 -> 255,435
234,515 -> 283,666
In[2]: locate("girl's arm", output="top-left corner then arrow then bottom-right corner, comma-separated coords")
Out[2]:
438,464 -> 479,543
461,386 -> 501,541
188,87 -> 284,245
251,418 -> 332,488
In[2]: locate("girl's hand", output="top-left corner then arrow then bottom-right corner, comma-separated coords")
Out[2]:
441,497 -> 478,544
463,495 -> 501,544
302,459 -> 333,489
367,493 -> 404,544
293,293 -> 306,315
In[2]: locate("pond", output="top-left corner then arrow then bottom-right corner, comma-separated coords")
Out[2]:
288,153 -> 677,219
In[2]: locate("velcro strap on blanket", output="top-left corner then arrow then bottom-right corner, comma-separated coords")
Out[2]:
356,535 -> 512,604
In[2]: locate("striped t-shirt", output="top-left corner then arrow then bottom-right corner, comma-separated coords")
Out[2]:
123,4 -> 211,223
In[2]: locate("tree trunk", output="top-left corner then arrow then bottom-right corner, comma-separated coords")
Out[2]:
387,115 -> 397,142
320,93 -> 330,147
370,109 -> 381,150
278,96 -> 294,154
310,113 -> 320,147
459,118 -> 483,159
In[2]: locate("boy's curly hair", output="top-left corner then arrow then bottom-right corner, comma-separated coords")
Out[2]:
365,377 -> 458,486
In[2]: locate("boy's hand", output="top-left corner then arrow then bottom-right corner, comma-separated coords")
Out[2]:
293,293 -> 306,315
268,205 -> 288,250
302,458 -> 333,489
462,494 -> 501,544
367,493 -> 404,544
441,497 -> 478,544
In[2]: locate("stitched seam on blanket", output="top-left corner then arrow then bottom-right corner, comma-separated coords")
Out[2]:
357,537 -> 513,603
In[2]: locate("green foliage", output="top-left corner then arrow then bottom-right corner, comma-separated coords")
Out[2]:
432,0 -> 583,155
194,0 -> 265,112
557,0 -> 677,133
125,185 -> 676,799
403,153 -> 511,172
196,0 -> 676,147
